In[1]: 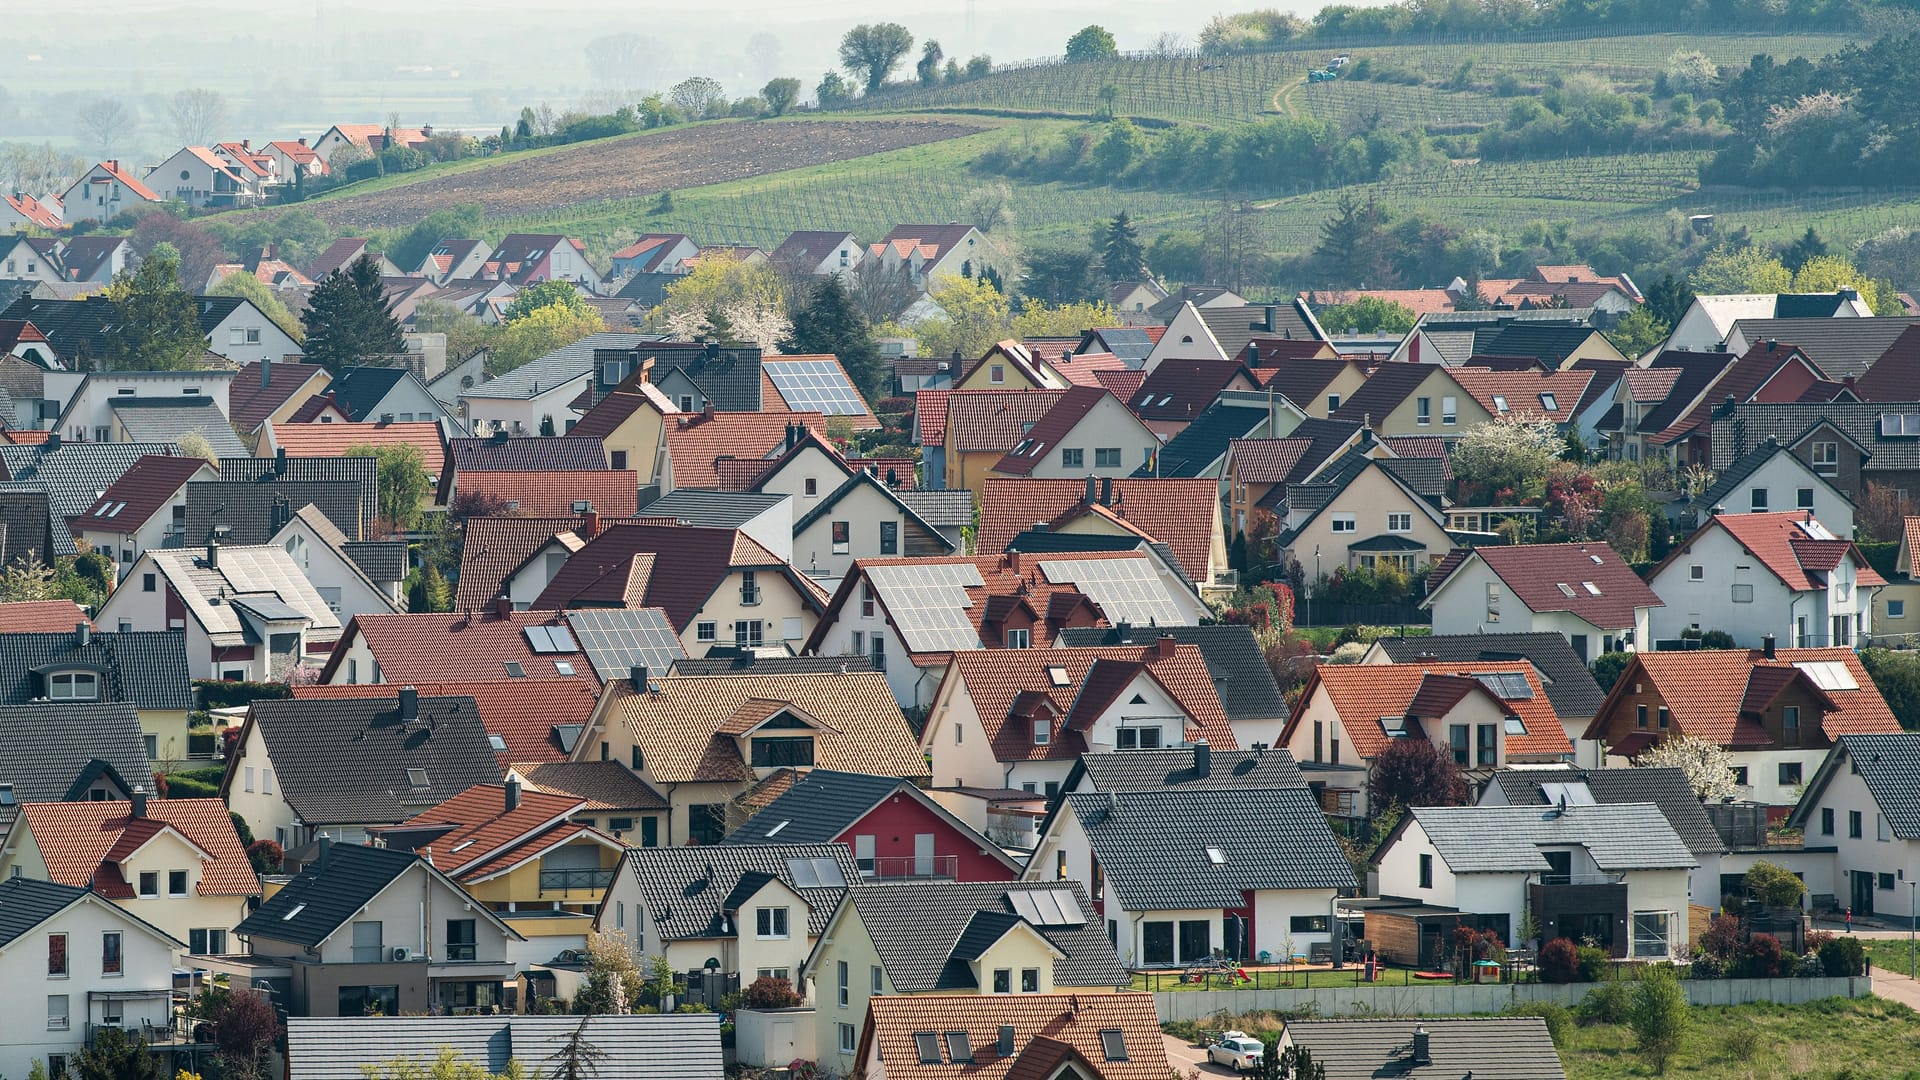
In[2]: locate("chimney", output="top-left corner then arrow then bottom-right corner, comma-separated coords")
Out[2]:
1084,476 -> 1096,504
1154,634 -> 1177,661
1264,305 -> 1280,333
1100,477 -> 1113,506
205,534 -> 220,569
274,445 -> 288,477
583,508 -> 600,538
1763,634 -> 1777,660
317,833 -> 333,871
1114,620 -> 1132,643
704,340 -> 720,361
1411,1025 -> 1431,1065
1193,738 -> 1211,776
1766,339 -> 1777,352
491,429 -> 510,445
399,685 -> 419,721
260,355 -> 272,388
1005,550 -> 1021,574
130,785 -> 147,819
504,778 -> 522,812
297,137 -> 307,146
75,621 -> 90,647
494,595 -> 513,620
46,431 -> 59,450
630,664 -> 649,689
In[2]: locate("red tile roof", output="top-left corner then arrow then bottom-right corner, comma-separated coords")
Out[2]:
664,411 -> 827,490
530,523 -> 822,625
1436,542 -> 1663,630
385,782 -> 614,879
946,390 -> 1066,454
1651,341 -> 1826,444
979,477 -> 1218,578
1050,350 -> 1133,387
68,454 -> 211,531
1302,288 -> 1458,317
856,993 -> 1167,1080
0,599 -> 92,632
914,390 -> 952,447
992,387 -> 1122,476
567,384 -> 677,441
1585,647 -> 1899,746
1623,367 -> 1682,402
1093,368 -> 1146,402
1904,517 -> 1920,578
293,677 -> 602,763
1,428 -> 53,445
1129,360 -> 1251,422
1445,369 -> 1595,424
944,644 -> 1235,764
1285,660 -> 1571,760
455,471 -> 639,516
266,140 -> 322,166
20,797 -> 258,898
93,160 -> 160,202
454,515 -> 599,611
229,361 -> 329,430
1854,324 -> 1920,402
3,193 -> 61,229
317,610 -> 604,684
1670,512 -> 1887,592
268,421 -> 447,476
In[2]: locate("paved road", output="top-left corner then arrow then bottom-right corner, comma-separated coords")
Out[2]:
1872,967 -> 1920,1010
1162,1034 -> 1235,1077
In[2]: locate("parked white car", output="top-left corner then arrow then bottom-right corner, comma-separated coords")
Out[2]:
1209,1032 -> 1265,1072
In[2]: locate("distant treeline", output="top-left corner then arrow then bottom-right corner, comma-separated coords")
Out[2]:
1704,33 -> 1920,189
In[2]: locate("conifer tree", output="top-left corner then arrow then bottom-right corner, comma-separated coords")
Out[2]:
300,254 -> 403,372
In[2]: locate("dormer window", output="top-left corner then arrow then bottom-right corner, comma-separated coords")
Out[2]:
1034,719 -> 1051,745
47,672 -> 99,701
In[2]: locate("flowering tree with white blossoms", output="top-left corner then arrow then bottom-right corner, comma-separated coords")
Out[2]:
1635,734 -> 1741,801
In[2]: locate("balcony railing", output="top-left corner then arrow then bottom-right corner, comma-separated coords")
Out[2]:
1534,872 -> 1626,887
862,854 -> 958,880
540,867 -> 617,892
1209,569 -> 1239,589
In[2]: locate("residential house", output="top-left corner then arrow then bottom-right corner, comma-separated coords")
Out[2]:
306,238 -> 402,281
285,1015 -> 721,1080
293,674 -> 603,774
1711,400 -> 1920,503
940,389 -> 1066,492
1374,803 -> 1694,961
1219,420 -> 1367,535
98,540 -> 343,680
1423,542 -> 1663,661
1279,1018 -> 1566,1080
0,878 -> 181,1080
579,670 -> 928,844
0,701 -> 148,855
761,354 -> 878,427
219,841 -> 521,1017
1245,358 -> 1368,419
263,420 -> 446,493
0,599 -> 90,631
725,769 -> 1021,882
41,368 -> 235,448
145,146 -> 261,209
101,397 -> 249,458
182,471 -> 376,546
1787,733 -> 1920,924
415,239 -> 493,285
950,341 -> 1074,393
1304,288 -> 1458,323
1127,360 -> 1259,441
0,622 -> 191,762
453,512 -> 622,611
1466,322 -> 1628,369
507,760 -> 671,843
1583,645 -> 1900,807
1481,765 -> 1729,906
922,640 -> 1238,796
980,477 -> 1226,592
271,503 -> 409,617
480,234 -> 603,291
259,140 -> 327,185
462,351 -> 607,436
62,234 -> 138,285
1642,340 -> 1832,466
987,388 -> 1158,482
58,161 -> 162,225
771,231 -> 863,279
639,489 -> 794,562
1145,285 -> 1247,322
0,192 -> 61,231
0,236 -> 66,285
67,454 -> 217,574
787,467 -> 955,583
1597,350 -> 1737,463
441,431 -> 617,504
1664,291 -> 1872,354
0,486 -> 60,565
305,365 -> 458,430
852,993 -> 1166,1080
1275,454 -> 1452,581
1056,626 -> 1293,749
228,360 -> 332,438
1444,368 -> 1595,429
1143,302 -> 1325,370
207,244 -> 310,291
1875,517 -> 1920,638
868,224 -> 1012,290
1366,632 -> 1607,768
610,234 -> 699,279
3,793 -> 258,956
1328,363 -> 1490,437
221,686 -> 505,851
317,607 -> 685,693
807,880 -> 1126,1076
1646,511 -> 1880,648
1693,436 -> 1855,535
1388,311 -> 1588,366
311,123 -> 431,161
1029,785 -> 1354,967
1721,316 -> 1920,379
1280,660 -> 1574,817
1056,744 -> 1305,803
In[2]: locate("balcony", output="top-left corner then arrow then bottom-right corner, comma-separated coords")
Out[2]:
540,867 -> 618,892
740,588 -> 762,606
863,854 -> 958,880
1534,872 -> 1626,887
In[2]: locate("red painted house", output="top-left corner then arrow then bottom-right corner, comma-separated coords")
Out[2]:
724,769 -> 1019,881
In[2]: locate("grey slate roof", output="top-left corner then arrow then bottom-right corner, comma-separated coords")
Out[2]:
1408,803 -> 1697,874
1199,302 -> 1323,361
1131,402 -> 1268,477
1727,316 -> 1920,378
1794,733 -> 1920,839
108,397 -> 247,456
216,456 -> 379,536
459,339 -> 614,400
0,487 -> 60,559
450,436 -> 608,473
639,489 -> 789,528
1696,437 -> 1846,512
669,653 -> 874,676
0,702 -> 147,802
1068,747 -> 1304,793
618,842 -> 859,941
324,366 -> 411,420
342,540 -> 409,582
1474,323 -> 1606,366
0,877 -> 91,949
236,843 -> 421,946
1282,1018 -> 1566,1080
722,769 -> 910,844
1058,624 -> 1289,725
842,880 -> 1126,992
243,694 -> 505,826
1487,767 -> 1725,857
0,442 -> 175,524
0,630 -> 191,711
185,479 -> 367,545
896,489 -> 974,527
1713,400 -> 1920,473
1067,788 -> 1354,910
1371,632 -> 1607,723
285,1016 -> 723,1080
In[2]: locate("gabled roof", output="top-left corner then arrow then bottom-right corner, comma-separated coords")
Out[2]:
1329,362 -> 1442,424
1695,438 -> 1846,513
146,544 -> 343,646
87,159 -> 162,202
1370,632 -> 1604,723
979,477 -> 1217,580
1058,624 -> 1287,725
1712,400 -> 1920,472
1128,360 -> 1250,421
67,454 -> 209,532
383,782 -> 616,880
1472,322 -> 1618,366
944,390 -> 1065,454
60,236 -> 129,283
306,238 -> 374,280
0,878 -> 95,949
2,192 -> 62,229
1791,733 -> 1920,839
617,842 -> 859,941
0,701 -> 147,803
285,1015 -> 721,1080
0,629 -> 191,711
834,880 -> 1125,993
858,993 -> 1166,1080
529,523 -> 821,624
1198,302 -> 1324,361
22,796 -> 259,898
1426,541 -> 1663,629
723,769 -> 1016,874
237,842 -> 517,947
273,421 -> 446,476
229,361 -> 329,430
1662,511 -> 1884,592
1244,358 -> 1361,411
235,693 -> 506,826
454,513 -> 600,611
665,411 -> 828,490
104,397 -> 247,456
1650,340 -> 1826,444
0,600 -> 90,633
211,454 -> 379,534
318,609 -> 606,684
1445,368 -> 1594,424
511,760 -> 667,810
1282,1018 -> 1565,1080
1633,350 -> 1740,436
1582,647 -> 1898,747
1283,660 -> 1571,760
1853,324 -> 1920,401
450,435 -> 606,474
457,471 -> 640,517
1065,745 -> 1304,795
793,471 -> 956,555
293,677 -> 601,765
872,223 -> 981,264
771,230 -> 858,268
0,440 -> 177,524
1726,316 -> 1920,378
183,477 -> 368,546
1406,802 -> 1695,874
1487,766 -> 1725,856
566,386 -> 677,440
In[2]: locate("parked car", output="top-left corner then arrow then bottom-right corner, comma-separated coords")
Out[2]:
1209,1032 -> 1265,1072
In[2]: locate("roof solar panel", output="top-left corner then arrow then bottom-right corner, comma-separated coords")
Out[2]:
765,359 -> 869,417
565,609 -> 687,682
865,562 -> 986,652
1038,558 -> 1186,628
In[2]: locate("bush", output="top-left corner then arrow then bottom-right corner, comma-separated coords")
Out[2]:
194,680 -> 291,709
1820,935 -> 1867,977
1590,650 -> 1633,692
164,774 -> 220,798
1576,945 -> 1612,984
1698,629 -> 1736,649
1698,913 -> 1744,962
1579,978 -> 1633,1024
1741,933 -> 1784,978
1539,938 -> 1579,983
1629,964 -> 1688,1074
742,976 -> 804,1009
1745,860 -> 1808,908
246,839 -> 283,874
1505,1000 -> 1571,1048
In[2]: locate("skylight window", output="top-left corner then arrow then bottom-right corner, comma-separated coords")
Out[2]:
1589,553 -> 1603,565
1582,581 -> 1601,596
1505,716 -> 1528,735
503,661 -> 526,678
945,1033 -> 973,1063
914,1033 -> 942,1064
1205,847 -> 1226,865
1557,583 -> 1576,598
787,856 -> 846,888
554,661 -> 576,677
1492,395 -> 1509,412
488,734 -> 507,752
1100,1030 -> 1129,1062
1540,393 -> 1557,412
1046,666 -> 1070,687
406,767 -> 429,788
767,820 -> 790,837
282,903 -> 306,920
0,784 -> 14,806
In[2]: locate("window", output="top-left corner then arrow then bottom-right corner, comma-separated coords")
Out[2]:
1419,853 -> 1434,889
1290,914 -> 1331,933
47,994 -> 68,1030
879,521 -> 898,555
1895,600 -> 1910,619
1751,487 -> 1770,511
1881,814 -> 1892,842
1658,706 -> 1670,729
1883,872 -> 1899,890
1632,911 -> 1671,958
993,968 -> 1011,993
1095,447 -> 1121,468
48,933 -> 66,976
1021,968 -> 1040,992
1061,448 -> 1084,469
838,1024 -> 856,1054
861,586 -> 876,617
1331,513 -> 1356,533
697,621 -> 716,642
1812,441 -> 1839,476
1850,810 -> 1863,838
351,921 -> 384,963
1733,766 -> 1748,786
852,631 -> 865,655
1797,487 -> 1816,510
1485,582 -> 1500,622
1441,396 -> 1458,425
740,570 -> 759,604
1540,392 -> 1558,412
143,573 -> 156,592
735,620 -> 764,648
915,1033 -> 942,1064
440,918 -> 477,961
945,1032 -> 973,1063
137,872 -> 158,898
609,450 -> 627,470
1492,394 -> 1509,413
189,928 -> 227,955
101,931 -> 121,975
1784,705 -> 1800,732
1006,628 -> 1030,648
1477,723 -> 1497,766
1100,1030 -> 1129,1062
1033,718 -> 1050,745
990,364 -> 1006,384
1733,582 -> 1754,603
1327,393 -> 1341,413
1449,724 -> 1469,765
48,672 -> 98,701
751,737 -> 814,768
503,661 -> 526,678
837,960 -> 849,1007
756,907 -> 790,939
999,1026 -> 1017,1056
804,477 -> 818,496
339,985 -> 400,1016
169,870 -> 187,896
872,965 -> 884,994
642,817 -> 659,847
1415,397 -> 1431,425
1822,807 -> 1835,835
1779,762 -> 1803,787
831,520 -> 850,555
1142,921 -> 1175,965
1636,704 -> 1649,728
1116,727 -> 1163,750
1387,512 -> 1411,532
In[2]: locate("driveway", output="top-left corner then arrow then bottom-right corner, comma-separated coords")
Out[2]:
1163,1034 -> 1236,1077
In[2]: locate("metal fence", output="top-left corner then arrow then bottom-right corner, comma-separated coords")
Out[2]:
1297,599 -> 1429,628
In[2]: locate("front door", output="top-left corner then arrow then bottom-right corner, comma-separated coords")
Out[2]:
1570,634 -> 1589,663
914,833 -> 935,876
1853,871 -> 1877,916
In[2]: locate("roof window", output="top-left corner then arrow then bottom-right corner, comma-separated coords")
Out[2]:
488,734 -> 507,752
914,1033 -> 942,1064
1582,581 -> 1601,596
1100,1030 -> 1129,1062
1046,666 -> 1070,687
766,820 -> 789,837
1205,847 -> 1226,865
945,1033 -> 973,1063
282,902 -> 306,921
1540,392 -> 1557,412
504,661 -> 526,678
406,767 -> 429,788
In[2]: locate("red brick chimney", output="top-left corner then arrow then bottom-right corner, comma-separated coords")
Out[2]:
1154,634 -> 1177,661
495,595 -> 513,620
582,508 -> 601,539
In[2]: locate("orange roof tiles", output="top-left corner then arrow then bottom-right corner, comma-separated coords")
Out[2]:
316,610 -> 602,685
3,193 -> 62,229
386,782 -> 616,880
664,411 -> 827,490
1676,512 -> 1886,592
1288,660 -> 1571,760
455,470 -> 639,516
1437,542 -> 1663,630
21,797 -> 258,899
992,387 -> 1117,476
946,390 -> 1065,455
94,160 -> 160,202
1303,288 -> 1458,317
269,421 -> 447,476
293,677 -> 602,763
1586,647 -> 1899,746
856,993 -> 1167,1080
978,478 -> 1218,578
0,600 -> 92,632
1050,350 -> 1133,387
1445,369 -> 1595,424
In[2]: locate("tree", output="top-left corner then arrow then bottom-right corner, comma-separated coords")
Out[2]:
670,77 -> 727,119
1861,648 -> 1920,730
1012,299 -> 1118,339
167,89 -> 228,146
491,302 -> 606,373
1065,25 -> 1120,62
584,33 -> 649,88
102,244 -> 206,371
384,203 -> 484,273
1091,118 -> 1148,176
504,280 -> 591,323
0,551 -> 56,602
917,40 -> 945,87
74,1027 -> 159,1080
210,991 -> 281,1080
1605,305 -> 1669,360
1636,733 -> 1740,801
839,23 -> 914,94
1450,418 -> 1561,500
176,430 -> 218,465
914,274 -> 1012,360
1101,212 -> 1147,282
1791,254 -> 1900,315
815,71 -> 855,109
1743,859 -> 1807,908
574,931 -> 645,1015
75,97 -> 134,157
1022,246 -> 1099,305
742,975 -> 806,1009
1689,245 -> 1792,294
1206,198 -> 1266,292
1628,964 -> 1687,1075
1367,736 -> 1469,810
347,443 -> 430,533
210,271 -> 303,342
1857,481 -> 1914,542
1148,229 -> 1205,283
547,1017 -> 607,1080
651,252 -> 789,349
408,561 -> 452,613
301,255 -> 403,373
411,299 -> 495,362
848,259 -> 918,323
1782,226 -> 1827,272
785,274 -> 883,402
1590,651 -> 1633,692
128,213 -> 227,292
1314,296 -> 1417,335
762,78 -> 801,117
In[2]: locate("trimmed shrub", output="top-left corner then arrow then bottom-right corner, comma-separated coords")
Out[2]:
1539,937 -> 1579,983
742,976 -> 804,1009
1579,978 -> 1632,1024
1576,945 -> 1612,983
1741,932 -> 1783,978
1820,935 -> 1867,977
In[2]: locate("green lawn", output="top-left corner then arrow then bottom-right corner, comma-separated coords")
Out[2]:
1131,966 -> 1430,992
1860,936 -> 1920,978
